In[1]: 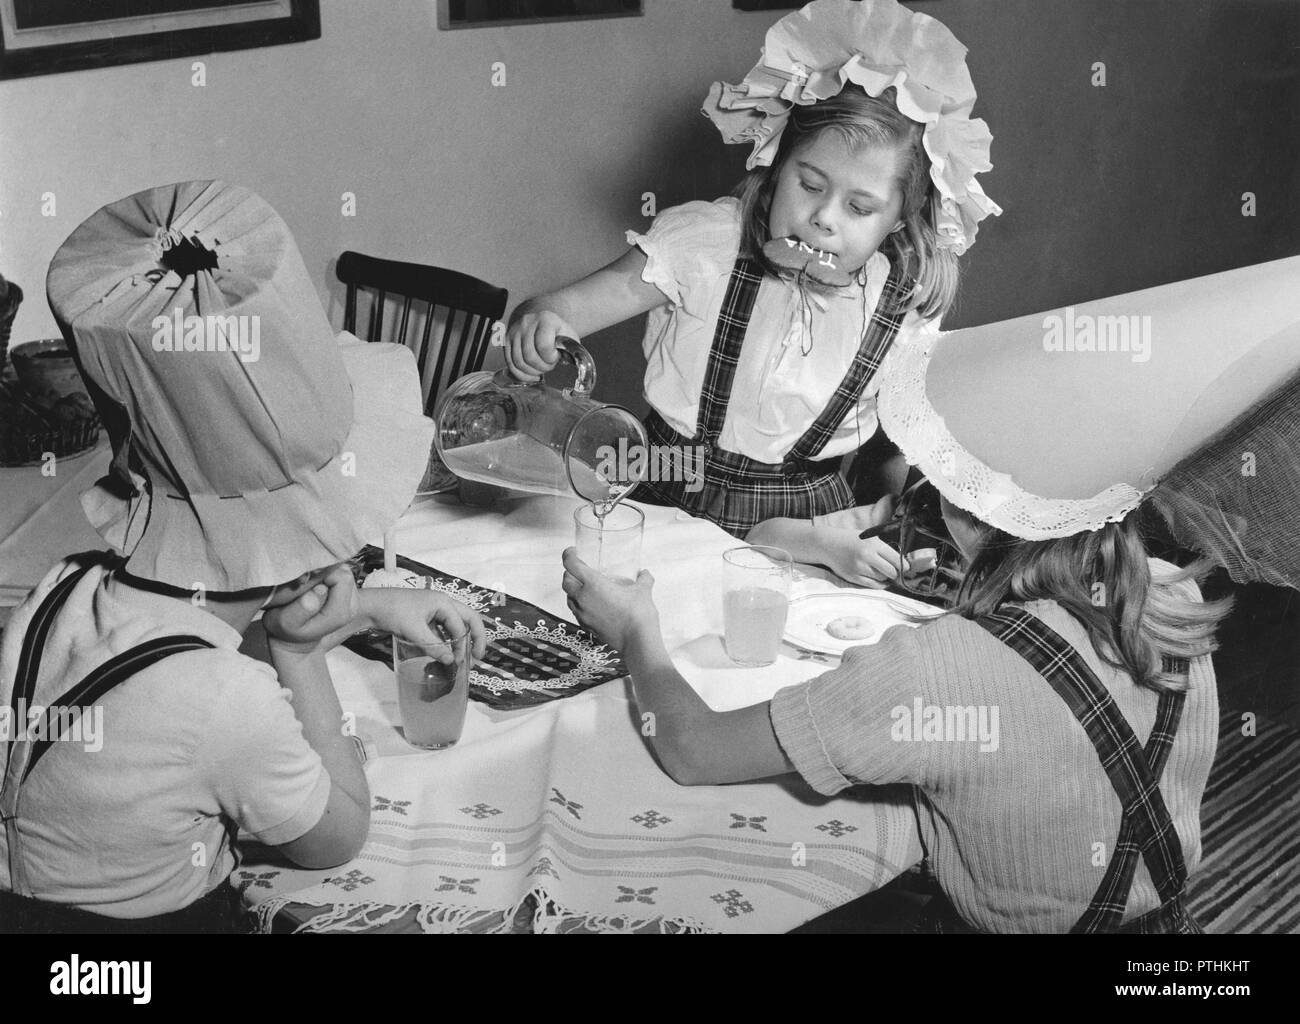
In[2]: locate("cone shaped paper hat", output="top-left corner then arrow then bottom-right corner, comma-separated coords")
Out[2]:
878,255 -> 1300,588
47,180 -> 434,591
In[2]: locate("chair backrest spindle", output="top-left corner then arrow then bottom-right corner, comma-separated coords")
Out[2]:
449,310 -> 477,383
417,306 -> 436,378
371,289 -> 387,343
428,308 -> 459,410
343,283 -> 358,335
468,315 -> 494,377
398,297 -> 413,348
335,250 -> 508,418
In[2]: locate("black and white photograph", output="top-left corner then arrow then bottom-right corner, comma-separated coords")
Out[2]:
0,0 -> 1295,991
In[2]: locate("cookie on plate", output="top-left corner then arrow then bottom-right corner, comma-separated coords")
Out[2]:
825,615 -> 874,641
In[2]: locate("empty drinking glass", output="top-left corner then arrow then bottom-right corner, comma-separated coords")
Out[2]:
573,503 -> 644,582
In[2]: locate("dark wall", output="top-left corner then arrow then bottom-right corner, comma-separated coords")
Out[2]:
590,0 -> 1300,412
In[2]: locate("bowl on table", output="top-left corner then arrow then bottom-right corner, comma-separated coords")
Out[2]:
0,338 -> 100,466
9,339 -> 87,407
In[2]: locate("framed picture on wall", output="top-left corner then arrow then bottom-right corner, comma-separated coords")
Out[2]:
732,1 -> 934,9
0,0 -> 321,80
439,1 -> 642,30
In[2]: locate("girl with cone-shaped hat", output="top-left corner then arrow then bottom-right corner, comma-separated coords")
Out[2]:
562,254 -> 1300,932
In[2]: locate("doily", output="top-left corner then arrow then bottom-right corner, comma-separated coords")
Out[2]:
348,546 -> 627,710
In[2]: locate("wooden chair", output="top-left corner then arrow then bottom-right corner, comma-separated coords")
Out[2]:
336,250 -> 508,417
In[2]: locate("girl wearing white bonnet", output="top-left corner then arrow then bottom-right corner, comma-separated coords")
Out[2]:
507,0 -> 1001,588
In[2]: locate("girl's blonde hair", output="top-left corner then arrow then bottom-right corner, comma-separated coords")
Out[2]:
735,85 -> 959,321
943,505 -> 1231,694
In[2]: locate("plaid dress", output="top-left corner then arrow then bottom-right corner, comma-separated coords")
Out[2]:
637,254 -> 910,537
916,606 -> 1203,934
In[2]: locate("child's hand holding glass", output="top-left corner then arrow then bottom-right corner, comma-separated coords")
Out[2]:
362,588 -> 487,664
560,547 -> 658,653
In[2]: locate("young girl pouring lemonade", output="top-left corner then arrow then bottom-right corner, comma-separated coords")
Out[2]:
506,0 -> 1000,588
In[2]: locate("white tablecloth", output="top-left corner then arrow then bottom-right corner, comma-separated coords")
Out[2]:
0,463 -> 925,933
238,493 -> 924,933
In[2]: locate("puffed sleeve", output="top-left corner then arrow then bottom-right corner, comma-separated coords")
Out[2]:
867,307 -> 942,392
895,306 -> 943,348
625,199 -> 742,311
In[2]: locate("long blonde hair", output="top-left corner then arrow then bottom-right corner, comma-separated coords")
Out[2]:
944,506 -> 1231,693
735,85 -> 959,321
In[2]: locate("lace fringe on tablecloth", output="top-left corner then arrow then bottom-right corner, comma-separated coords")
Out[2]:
251,884 -> 717,935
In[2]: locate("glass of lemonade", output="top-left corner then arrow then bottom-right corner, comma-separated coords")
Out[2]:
393,632 -> 471,749
573,503 -> 644,581
722,546 -> 793,667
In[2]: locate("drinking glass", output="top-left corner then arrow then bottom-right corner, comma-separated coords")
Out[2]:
393,632 -> 471,749
573,503 -> 644,581
722,546 -> 793,667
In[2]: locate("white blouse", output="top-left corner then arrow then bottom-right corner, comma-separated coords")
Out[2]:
626,197 -> 938,465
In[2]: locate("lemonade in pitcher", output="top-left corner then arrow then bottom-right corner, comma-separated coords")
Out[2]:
435,338 -> 646,506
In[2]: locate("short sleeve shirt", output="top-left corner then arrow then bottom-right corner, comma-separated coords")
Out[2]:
766,562 -> 1219,932
0,556 -> 330,918
626,197 -> 939,463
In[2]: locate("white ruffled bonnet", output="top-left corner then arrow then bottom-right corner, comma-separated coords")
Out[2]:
703,0 -> 1001,255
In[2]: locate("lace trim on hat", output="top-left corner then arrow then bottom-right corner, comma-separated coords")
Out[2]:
877,333 -> 1146,539
703,0 -> 1001,255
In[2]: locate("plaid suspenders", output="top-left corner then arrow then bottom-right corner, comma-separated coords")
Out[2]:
976,607 -> 1202,934
639,254 -> 910,535
1,565 -> 214,898
694,256 -> 766,452
788,262 -> 910,463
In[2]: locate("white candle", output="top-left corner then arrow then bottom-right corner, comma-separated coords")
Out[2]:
383,527 -> 397,572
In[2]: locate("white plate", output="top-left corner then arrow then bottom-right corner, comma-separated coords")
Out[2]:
783,589 -> 941,656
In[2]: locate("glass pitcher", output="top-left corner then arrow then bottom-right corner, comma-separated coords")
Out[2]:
433,338 -> 648,505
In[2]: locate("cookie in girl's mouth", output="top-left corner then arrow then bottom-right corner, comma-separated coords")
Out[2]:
763,237 -> 854,289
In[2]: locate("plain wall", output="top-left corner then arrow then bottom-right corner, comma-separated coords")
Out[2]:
1,0 -> 1296,415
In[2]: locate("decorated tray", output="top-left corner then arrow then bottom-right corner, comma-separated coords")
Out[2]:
345,546 -> 627,711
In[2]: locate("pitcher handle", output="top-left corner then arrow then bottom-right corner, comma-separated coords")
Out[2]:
554,337 -> 596,397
